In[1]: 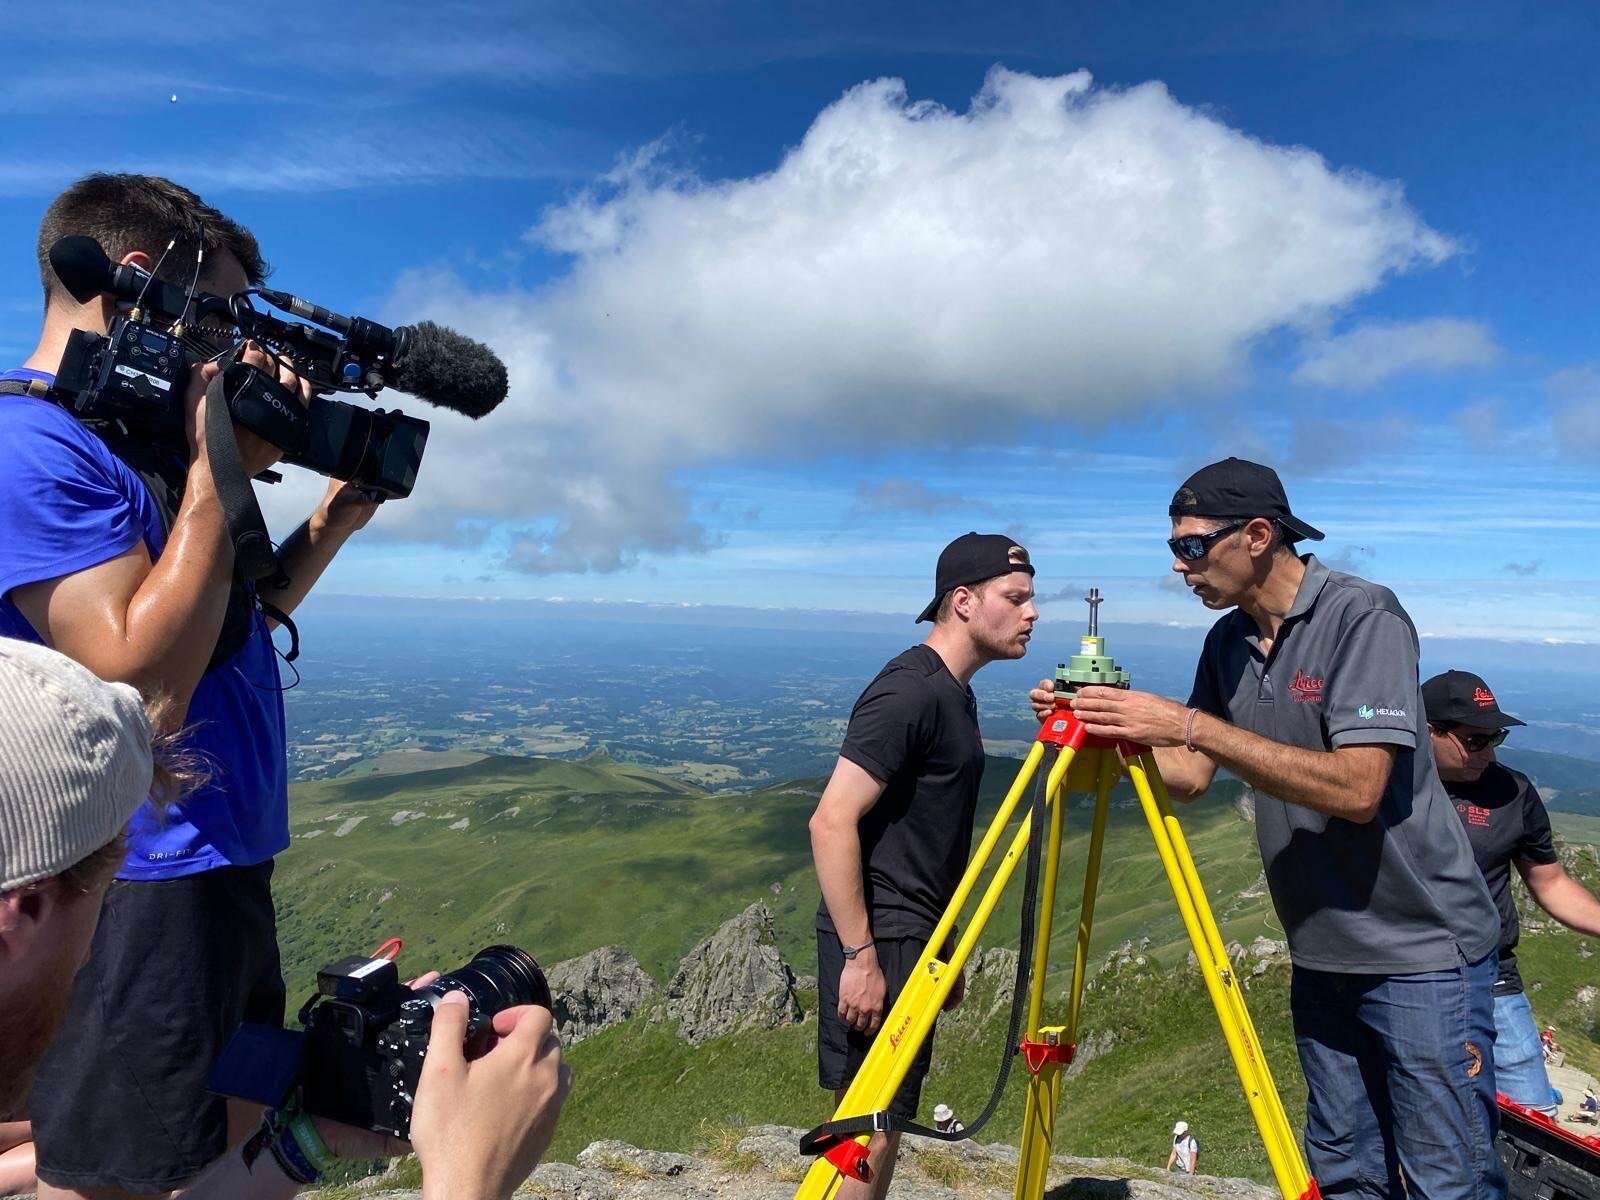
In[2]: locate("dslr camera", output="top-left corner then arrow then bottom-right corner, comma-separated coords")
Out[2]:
211,944 -> 551,1138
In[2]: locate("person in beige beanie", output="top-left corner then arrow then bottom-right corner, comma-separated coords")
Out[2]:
0,637 -> 153,1191
0,636 -> 571,1200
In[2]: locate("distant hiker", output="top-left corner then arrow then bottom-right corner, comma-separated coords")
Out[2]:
811,533 -> 1037,1199
1542,1027 -> 1562,1066
1427,669 -> 1600,1117
1166,1121 -> 1199,1175
1030,458 -> 1505,1199
1,174 -> 378,1200
932,1104 -> 964,1135
0,637 -> 570,1200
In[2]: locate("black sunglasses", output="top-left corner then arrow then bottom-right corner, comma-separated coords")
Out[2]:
1451,727 -> 1508,753
1168,522 -> 1245,563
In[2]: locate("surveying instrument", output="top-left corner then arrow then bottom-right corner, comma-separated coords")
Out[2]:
796,591 -> 1317,1200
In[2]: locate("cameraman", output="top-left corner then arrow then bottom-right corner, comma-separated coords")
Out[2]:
0,637 -> 570,1200
0,173 -> 378,1198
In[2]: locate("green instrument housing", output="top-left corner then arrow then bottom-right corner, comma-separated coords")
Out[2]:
1054,634 -> 1131,694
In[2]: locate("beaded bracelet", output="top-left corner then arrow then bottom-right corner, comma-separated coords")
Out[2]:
1184,707 -> 1199,753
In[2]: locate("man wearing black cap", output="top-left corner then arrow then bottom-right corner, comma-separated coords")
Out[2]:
1030,458 -> 1504,1199
810,533 -> 1036,1199
1426,670 -> 1600,1117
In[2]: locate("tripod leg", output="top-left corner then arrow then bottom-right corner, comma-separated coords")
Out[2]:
1124,753 -> 1313,1200
1013,751 -> 1117,1200
796,741 -> 1066,1200
1013,747 -> 1075,1200
1140,764 -> 1305,1184
1066,754 -> 1117,1045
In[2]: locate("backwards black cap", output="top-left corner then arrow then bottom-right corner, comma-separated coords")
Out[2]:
1422,670 -> 1526,730
917,532 -> 1034,624
1169,458 -> 1324,543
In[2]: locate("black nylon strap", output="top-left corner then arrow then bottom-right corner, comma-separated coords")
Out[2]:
800,753 -> 1052,1159
204,360 -> 289,590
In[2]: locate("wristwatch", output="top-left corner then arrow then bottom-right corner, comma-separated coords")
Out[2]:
841,938 -> 875,960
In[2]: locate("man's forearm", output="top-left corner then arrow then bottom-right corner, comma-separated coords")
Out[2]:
1189,711 -> 1384,822
116,464 -> 236,709
258,514 -> 355,621
1531,871 -> 1600,937
812,821 -> 873,946
1151,745 -> 1212,799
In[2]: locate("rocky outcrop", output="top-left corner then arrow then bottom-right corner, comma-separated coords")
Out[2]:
547,946 -> 660,1045
1234,787 -> 1257,823
665,903 -> 801,1045
318,1132 -> 1279,1200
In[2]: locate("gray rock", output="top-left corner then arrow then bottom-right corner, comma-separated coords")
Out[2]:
1234,788 -> 1257,823
666,903 -> 801,1044
578,1140 -> 698,1177
524,1160 -> 620,1198
547,946 -> 659,1045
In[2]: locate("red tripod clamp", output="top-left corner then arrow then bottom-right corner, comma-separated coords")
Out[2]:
823,1140 -> 872,1182
1035,704 -> 1151,757
1018,1035 -> 1076,1074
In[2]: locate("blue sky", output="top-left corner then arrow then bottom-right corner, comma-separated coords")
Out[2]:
2,2 -> 1597,643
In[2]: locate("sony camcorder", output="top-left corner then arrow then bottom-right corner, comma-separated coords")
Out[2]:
45,235 -> 509,498
209,944 -> 551,1139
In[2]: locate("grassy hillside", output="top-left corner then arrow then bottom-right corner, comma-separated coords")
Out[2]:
275,748 -> 1600,1185
274,749 -> 1265,996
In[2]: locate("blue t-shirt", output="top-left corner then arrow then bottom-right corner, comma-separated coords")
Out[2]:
0,367 -> 289,880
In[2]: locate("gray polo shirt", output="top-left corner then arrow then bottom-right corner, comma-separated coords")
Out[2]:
1188,555 -> 1498,974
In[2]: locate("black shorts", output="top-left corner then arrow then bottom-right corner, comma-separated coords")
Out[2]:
817,931 -> 935,1121
30,862 -> 285,1193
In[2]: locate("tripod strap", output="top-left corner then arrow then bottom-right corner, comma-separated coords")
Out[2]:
801,756 -> 1051,1160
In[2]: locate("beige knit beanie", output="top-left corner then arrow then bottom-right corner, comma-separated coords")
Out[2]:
0,638 -> 151,891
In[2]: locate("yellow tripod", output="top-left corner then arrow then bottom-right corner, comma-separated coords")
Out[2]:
795,594 -> 1317,1200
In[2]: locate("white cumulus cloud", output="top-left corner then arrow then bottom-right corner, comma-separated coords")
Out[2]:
1293,317 -> 1499,389
274,67 -> 1455,573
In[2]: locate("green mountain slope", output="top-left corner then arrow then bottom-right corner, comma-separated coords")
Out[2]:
274,749 -> 1600,1184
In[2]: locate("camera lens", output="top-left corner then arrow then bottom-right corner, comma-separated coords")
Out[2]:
415,945 -> 552,1018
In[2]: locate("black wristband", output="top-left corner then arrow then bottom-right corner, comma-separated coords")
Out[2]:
841,938 -> 875,960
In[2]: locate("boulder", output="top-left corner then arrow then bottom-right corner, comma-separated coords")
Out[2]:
547,946 -> 659,1045
578,1140 -> 697,1177
666,903 -> 801,1044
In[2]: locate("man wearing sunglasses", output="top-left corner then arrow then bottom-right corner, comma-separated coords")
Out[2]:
1425,670 -> 1600,1117
1029,457 -> 1503,1199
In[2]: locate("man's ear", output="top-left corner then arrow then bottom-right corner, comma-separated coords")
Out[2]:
0,885 -> 58,961
119,250 -> 156,273
1243,517 -> 1276,559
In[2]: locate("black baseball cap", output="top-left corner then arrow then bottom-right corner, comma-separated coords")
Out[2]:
1422,670 -> 1526,730
916,532 -> 1035,624
1169,458 -> 1324,544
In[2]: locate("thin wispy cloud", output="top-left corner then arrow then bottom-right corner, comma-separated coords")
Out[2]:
1293,318 -> 1500,389
0,116 -> 594,197
850,479 -> 994,518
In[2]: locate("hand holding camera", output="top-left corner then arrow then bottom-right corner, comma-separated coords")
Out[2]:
182,344 -> 315,480
410,993 -> 571,1200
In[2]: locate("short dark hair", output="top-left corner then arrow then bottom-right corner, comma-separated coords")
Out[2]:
36,173 -> 269,304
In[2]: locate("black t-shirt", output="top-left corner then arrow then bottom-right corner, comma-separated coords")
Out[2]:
816,644 -> 986,940
1444,763 -> 1559,995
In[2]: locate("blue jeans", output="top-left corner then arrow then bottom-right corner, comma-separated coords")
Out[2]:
1492,991 -> 1560,1114
1290,952 -> 1506,1200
